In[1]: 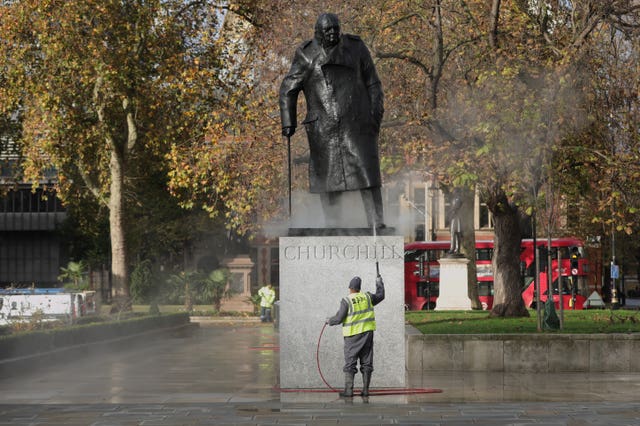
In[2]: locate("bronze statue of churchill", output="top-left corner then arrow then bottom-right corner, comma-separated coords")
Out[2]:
279,13 -> 385,228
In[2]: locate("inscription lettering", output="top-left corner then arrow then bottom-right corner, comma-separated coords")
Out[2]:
282,244 -> 402,261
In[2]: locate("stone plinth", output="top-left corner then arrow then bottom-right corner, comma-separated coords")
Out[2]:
435,256 -> 471,310
279,235 -> 405,389
221,255 -> 254,313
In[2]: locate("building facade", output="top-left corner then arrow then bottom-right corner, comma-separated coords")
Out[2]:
0,156 -> 67,287
0,187 -> 67,287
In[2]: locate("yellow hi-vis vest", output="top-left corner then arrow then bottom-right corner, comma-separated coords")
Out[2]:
258,286 -> 276,308
342,292 -> 376,337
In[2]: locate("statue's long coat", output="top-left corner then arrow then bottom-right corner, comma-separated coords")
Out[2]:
279,34 -> 384,193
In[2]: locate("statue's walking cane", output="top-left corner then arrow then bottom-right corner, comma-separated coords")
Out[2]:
286,134 -> 292,217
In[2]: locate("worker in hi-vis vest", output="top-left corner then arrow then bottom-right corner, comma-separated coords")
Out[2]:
258,283 -> 276,322
326,274 -> 385,398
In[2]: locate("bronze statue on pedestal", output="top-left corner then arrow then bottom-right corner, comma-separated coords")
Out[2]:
279,13 -> 385,229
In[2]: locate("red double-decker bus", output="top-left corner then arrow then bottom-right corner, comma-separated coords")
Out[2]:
404,238 -> 591,311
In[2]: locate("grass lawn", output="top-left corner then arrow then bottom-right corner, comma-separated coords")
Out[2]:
99,305 -> 640,334
406,309 -> 640,334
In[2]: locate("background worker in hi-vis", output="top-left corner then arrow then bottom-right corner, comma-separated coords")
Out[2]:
258,283 -> 276,322
326,274 -> 385,398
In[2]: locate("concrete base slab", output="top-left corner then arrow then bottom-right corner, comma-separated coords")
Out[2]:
278,235 -> 406,389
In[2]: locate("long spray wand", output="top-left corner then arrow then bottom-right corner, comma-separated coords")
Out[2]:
373,224 -> 379,276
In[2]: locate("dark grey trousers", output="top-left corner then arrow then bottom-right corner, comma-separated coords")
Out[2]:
343,331 -> 374,374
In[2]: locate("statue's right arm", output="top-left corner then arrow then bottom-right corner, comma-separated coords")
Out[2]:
279,47 -> 310,131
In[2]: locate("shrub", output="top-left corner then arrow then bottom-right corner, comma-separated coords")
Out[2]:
130,259 -> 154,303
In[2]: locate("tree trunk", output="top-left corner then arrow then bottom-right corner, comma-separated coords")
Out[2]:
489,193 -> 529,317
109,148 -> 131,312
489,0 -> 502,49
459,186 -> 482,309
185,281 -> 193,312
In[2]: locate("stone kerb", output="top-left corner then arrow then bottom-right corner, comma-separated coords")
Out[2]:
279,235 -> 406,389
406,327 -> 640,373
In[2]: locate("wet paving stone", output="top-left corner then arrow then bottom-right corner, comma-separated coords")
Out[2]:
1,323 -> 640,424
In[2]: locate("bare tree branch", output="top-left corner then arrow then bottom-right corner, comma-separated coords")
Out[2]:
375,51 -> 430,77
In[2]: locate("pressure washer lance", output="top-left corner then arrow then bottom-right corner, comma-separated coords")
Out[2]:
373,224 -> 379,276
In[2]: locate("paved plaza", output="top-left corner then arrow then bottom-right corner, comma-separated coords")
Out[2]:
1,321 -> 639,425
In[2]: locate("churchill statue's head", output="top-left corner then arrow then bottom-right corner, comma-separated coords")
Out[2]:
315,13 -> 340,49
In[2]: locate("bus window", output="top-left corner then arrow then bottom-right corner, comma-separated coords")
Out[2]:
551,246 -> 570,259
477,281 -> 493,296
427,249 -> 446,262
550,277 -> 572,295
476,248 -> 493,261
404,249 -> 425,262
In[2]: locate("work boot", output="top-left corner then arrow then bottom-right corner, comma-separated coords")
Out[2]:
339,372 -> 354,398
361,371 -> 371,397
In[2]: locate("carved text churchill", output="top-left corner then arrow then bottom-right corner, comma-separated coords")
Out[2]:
282,243 -> 402,262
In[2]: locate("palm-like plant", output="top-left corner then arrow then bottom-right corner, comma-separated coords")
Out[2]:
166,271 -> 203,312
202,268 -> 232,312
58,261 -> 88,290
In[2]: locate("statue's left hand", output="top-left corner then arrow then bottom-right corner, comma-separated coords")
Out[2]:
282,126 -> 296,137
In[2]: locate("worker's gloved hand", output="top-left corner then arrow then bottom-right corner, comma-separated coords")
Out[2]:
325,317 -> 331,325
282,126 -> 296,137
376,275 -> 383,284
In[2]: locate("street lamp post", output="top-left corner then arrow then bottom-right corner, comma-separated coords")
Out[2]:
531,186 -> 542,331
428,184 -> 439,241
611,224 -> 619,309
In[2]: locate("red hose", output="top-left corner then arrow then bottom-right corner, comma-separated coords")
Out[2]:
276,323 -> 442,395
317,322 -> 339,392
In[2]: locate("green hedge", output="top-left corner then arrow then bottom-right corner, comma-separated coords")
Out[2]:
0,313 -> 190,360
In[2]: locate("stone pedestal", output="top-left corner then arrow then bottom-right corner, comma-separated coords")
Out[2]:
435,256 -> 471,310
279,235 -> 406,389
220,255 -> 254,312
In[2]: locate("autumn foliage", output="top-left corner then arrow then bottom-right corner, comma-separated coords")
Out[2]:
1,1 -> 639,316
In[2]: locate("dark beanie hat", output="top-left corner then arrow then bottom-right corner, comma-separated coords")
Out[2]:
349,276 -> 362,290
